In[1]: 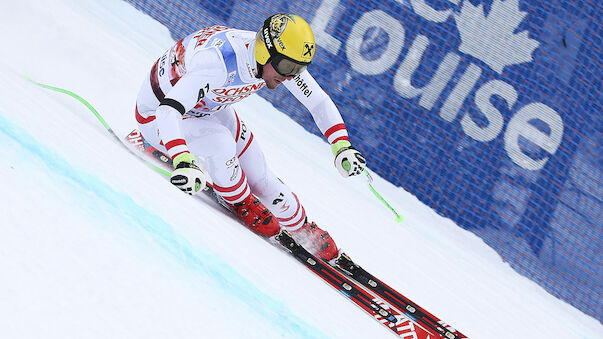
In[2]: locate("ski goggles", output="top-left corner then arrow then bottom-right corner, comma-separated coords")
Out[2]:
270,54 -> 309,77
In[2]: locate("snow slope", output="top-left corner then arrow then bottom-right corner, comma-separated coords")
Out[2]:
0,0 -> 600,338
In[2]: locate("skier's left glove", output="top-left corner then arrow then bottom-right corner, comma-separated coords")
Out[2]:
332,140 -> 366,177
170,153 -> 208,195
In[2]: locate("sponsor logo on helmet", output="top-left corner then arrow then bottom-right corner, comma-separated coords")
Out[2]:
303,42 -> 314,58
262,27 -> 273,49
269,14 -> 289,37
275,38 -> 286,51
268,14 -> 292,51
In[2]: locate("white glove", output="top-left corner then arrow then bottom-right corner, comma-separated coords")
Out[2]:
170,153 -> 208,195
332,140 -> 366,177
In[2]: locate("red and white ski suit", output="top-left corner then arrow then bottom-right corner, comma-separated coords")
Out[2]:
135,26 -> 349,231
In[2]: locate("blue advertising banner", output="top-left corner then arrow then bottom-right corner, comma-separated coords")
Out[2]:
123,0 -> 601,320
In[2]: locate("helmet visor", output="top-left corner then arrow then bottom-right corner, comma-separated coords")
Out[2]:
270,55 -> 308,77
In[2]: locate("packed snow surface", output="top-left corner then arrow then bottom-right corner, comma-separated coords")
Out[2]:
0,1 -> 600,338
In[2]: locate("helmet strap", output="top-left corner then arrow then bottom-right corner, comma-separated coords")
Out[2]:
261,16 -> 278,60
257,16 -> 276,79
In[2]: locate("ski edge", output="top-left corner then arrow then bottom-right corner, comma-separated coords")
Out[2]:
124,129 -> 468,338
276,230 -> 430,338
332,253 -> 469,339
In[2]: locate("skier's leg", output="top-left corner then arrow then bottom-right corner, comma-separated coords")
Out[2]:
232,111 -> 338,260
183,113 -> 280,236
236,135 -> 306,230
137,109 -> 240,187
136,106 -> 279,236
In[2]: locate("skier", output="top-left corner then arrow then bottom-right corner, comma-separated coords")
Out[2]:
134,14 -> 366,261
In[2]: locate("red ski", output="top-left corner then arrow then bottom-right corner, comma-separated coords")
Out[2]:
333,253 -> 468,338
125,128 -> 468,338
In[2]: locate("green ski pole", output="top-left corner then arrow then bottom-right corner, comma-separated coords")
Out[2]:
364,169 -> 403,223
25,75 -> 170,177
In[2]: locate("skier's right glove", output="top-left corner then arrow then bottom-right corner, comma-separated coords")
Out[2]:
170,153 -> 208,195
332,140 -> 366,177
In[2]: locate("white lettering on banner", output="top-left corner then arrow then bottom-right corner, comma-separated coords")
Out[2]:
505,103 -> 564,170
345,10 -> 405,75
310,0 -> 563,170
407,0 -> 455,23
310,0 -> 343,55
456,0 -> 539,74
466,80 -> 517,142
395,41 -> 460,111
441,64 -> 483,124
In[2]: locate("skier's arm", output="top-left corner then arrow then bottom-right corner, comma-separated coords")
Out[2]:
155,48 -> 226,160
283,72 -> 348,144
153,48 -> 226,195
283,71 -> 366,177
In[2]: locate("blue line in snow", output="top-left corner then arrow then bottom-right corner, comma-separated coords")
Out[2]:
0,112 -> 327,339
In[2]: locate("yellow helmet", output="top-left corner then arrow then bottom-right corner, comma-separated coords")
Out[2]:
255,14 -> 316,76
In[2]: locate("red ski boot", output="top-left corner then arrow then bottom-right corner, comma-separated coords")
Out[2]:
228,194 -> 280,237
290,220 -> 339,261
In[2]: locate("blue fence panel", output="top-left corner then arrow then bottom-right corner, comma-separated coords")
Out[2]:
123,0 -> 602,320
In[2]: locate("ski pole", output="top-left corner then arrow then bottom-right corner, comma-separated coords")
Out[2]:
27,75 -> 402,222
25,75 -> 171,177
363,169 -> 403,223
